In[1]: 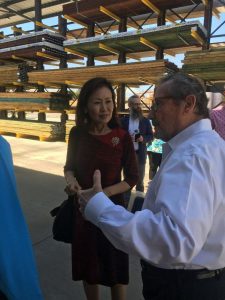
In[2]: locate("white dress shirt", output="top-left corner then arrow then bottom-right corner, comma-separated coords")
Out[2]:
128,117 -> 139,151
85,119 -> 225,270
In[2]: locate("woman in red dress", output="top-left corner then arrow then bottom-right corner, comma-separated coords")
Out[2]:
64,77 -> 138,300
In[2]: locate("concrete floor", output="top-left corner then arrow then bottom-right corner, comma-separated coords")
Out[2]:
4,135 -> 148,300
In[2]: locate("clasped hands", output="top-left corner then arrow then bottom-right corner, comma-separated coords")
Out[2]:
65,170 -> 103,215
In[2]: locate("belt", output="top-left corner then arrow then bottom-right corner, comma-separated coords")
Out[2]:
141,260 -> 225,280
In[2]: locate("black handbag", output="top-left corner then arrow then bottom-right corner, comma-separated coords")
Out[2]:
50,195 -> 74,243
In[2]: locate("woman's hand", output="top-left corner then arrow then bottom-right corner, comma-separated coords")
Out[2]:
65,177 -> 81,195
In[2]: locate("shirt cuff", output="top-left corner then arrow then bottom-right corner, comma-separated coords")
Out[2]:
84,192 -> 115,226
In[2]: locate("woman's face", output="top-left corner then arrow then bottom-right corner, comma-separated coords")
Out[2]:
87,86 -> 114,126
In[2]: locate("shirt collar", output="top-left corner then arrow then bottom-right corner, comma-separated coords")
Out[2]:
163,119 -> 212,157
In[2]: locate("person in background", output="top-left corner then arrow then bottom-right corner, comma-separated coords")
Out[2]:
0,136 -> 43,300
146,109 -> 164,179
146,136 -> 164,180
64,77 -> 138,300
121,95 -> 153,192
210,96 -> 225,140
78,72 -> 225,300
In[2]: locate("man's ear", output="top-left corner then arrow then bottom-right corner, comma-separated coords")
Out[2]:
184,95 -> 196,113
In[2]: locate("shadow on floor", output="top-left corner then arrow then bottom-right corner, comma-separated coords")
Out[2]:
14,166 -> 143,300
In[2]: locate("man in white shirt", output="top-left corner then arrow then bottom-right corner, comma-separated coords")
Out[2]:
78,73 -> 225,300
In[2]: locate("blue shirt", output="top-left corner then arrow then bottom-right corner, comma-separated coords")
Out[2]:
0,136 -> 43,300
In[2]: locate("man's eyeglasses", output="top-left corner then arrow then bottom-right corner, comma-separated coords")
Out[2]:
151,96 -> 173,112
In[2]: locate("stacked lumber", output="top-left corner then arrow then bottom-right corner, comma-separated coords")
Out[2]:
28,60 -> 178,85
0,63 -> 33,86
0,30 -> 68,61
0,92 -> 70,110
0,30 -> 64,49
0,119 -> 65,141
65,120 -> 75,142
62,0 -> 202,25
0,65 -> 19,86
64,21 -> 206,56
182,47 -> 225,81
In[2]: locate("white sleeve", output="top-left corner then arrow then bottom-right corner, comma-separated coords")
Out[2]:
85,152 -> 214,266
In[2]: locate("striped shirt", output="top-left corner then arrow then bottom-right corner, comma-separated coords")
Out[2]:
210,104 -> 225,140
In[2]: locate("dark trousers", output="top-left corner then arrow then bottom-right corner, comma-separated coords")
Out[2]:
141,260 -> 225,300
147,151 -> 162,180
0,291 -> 7,300
135,151 -> 145,192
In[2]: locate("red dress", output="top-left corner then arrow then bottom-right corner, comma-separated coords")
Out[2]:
64,126 -> 138,286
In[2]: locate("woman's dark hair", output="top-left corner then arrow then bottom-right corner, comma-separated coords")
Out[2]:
76,77 -> 119,128
157,72 -> 209,118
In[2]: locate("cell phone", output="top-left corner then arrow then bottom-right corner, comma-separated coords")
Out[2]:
135,133 -> 141,141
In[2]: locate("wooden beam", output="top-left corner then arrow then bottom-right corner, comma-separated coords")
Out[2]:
139,37 -> 174,56
99,43 -> 140,60
11,55 -> 36,64
36,51 -> 59,61
126,53 -> 141,61
65,47 -> 88,58
141,0 -> 160,14
0,33 -> 5,38
35,21 -> 60,33
99,42 -> 120,55
201,0 -> 208,5
191,28 -> 205,45
66,32 -> 76,39
37,81 -> 60,87
138,77 -> 153,84
95,57 -> 112,63
63,15 -> 103,35
140,0 -> 175,23
63,14 -> 88,28
99,6 -> 121,22
165,16 -> 176,24
67,59 -> 85,65
43,61 -> 59,66
65,80 -> 81,86
212,8 -> 221,19
201,0 -> 220,18
13,82 -> 24,86
140,37 -> 159,51
11,26 -> 27,34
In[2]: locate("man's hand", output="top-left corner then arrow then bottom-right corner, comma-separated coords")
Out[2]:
78,170 -> 103,215
136,135 -> 144,143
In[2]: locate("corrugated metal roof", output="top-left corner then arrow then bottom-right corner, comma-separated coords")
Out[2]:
0,0 -> 71,29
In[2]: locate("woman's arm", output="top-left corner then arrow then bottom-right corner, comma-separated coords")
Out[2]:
103,181 -> 130,197
64,170 -> 81,194
64,127 -> 81,194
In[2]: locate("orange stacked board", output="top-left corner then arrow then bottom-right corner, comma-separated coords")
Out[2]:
182,46 -> 225,81
0,119 -> 65,141
0,92 -> 70,111
28,60 -> 178,86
